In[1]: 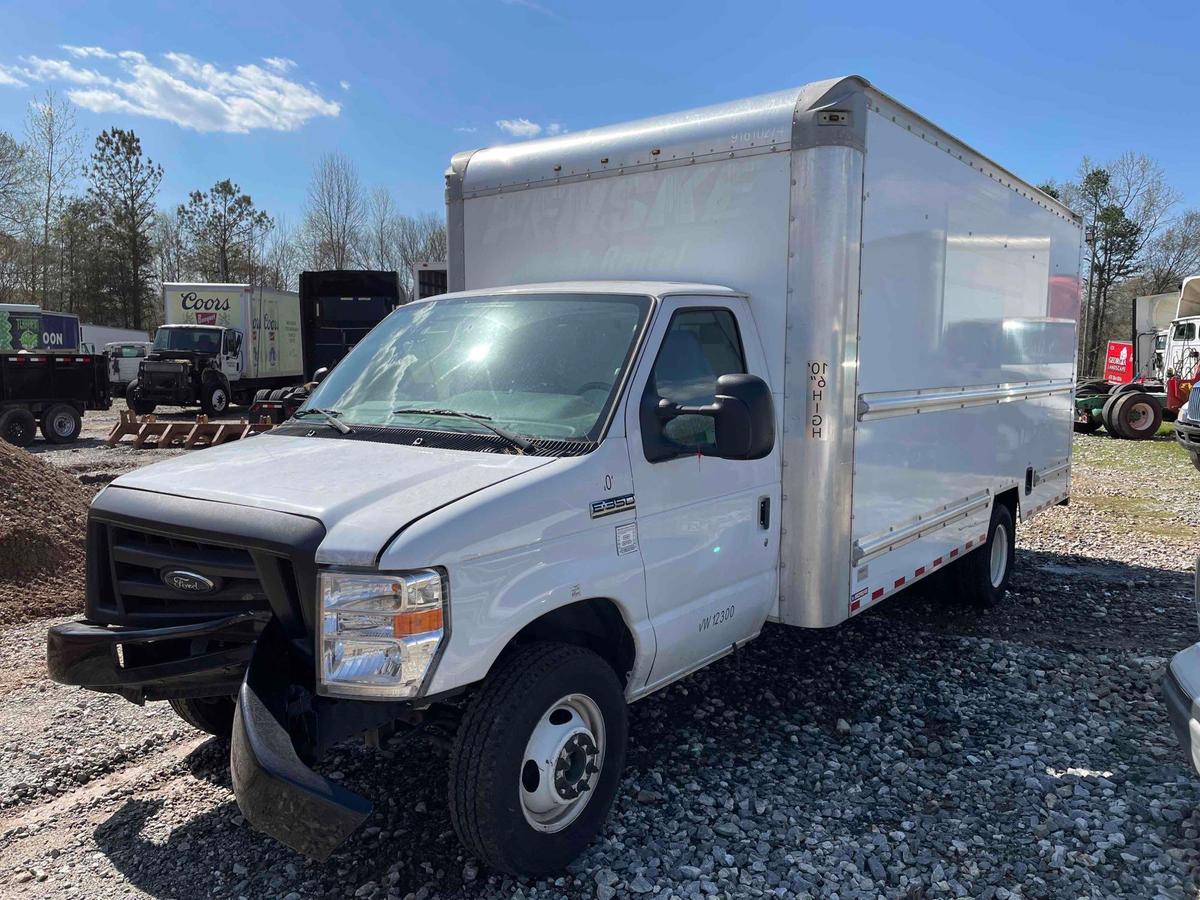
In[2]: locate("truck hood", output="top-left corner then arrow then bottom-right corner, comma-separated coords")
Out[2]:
110,434 -> 555,566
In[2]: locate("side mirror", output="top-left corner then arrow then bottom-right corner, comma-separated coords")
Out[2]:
644,373 -> 775,462
313,367 -> 330,384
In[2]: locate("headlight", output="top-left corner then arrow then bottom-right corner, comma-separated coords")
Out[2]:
319,569 -> 446,698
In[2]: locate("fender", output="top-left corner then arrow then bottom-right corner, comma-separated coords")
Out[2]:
200,367 -> 232,395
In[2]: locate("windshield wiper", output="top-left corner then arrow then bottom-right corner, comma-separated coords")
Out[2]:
293,407 -> 352,434
390,407 -> 534,454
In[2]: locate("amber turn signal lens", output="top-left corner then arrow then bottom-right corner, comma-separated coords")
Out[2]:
392,608 -> 444,637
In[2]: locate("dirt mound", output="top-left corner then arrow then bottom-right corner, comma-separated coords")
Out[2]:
0,440 -> 91,625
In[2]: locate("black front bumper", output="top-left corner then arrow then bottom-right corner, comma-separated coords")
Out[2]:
1175,417 -> 1200,454
47,612 -> 268,703
47,611 -> 414,860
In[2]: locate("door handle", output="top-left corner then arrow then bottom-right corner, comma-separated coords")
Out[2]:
758,496 -> 770,530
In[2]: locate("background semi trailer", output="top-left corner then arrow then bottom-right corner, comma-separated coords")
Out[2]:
48,76 -> 1081,874
128,284 -> 303,415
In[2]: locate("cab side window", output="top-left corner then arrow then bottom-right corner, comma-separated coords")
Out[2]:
644,309 -> 745,451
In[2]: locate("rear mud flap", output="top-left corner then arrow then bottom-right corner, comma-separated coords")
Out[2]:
230,619 -> 371,860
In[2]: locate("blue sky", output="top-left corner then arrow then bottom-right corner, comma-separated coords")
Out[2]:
0,0 -> 1197,228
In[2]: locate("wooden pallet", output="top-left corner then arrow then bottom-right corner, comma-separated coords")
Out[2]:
106,410 -> 275,449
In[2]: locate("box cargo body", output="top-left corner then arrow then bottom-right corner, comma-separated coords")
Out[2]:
163,283 -> 303,382
40,311 -> 81,351
447,75 -> 1082,627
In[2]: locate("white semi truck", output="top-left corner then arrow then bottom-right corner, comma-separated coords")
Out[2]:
47,76 -> 1082,874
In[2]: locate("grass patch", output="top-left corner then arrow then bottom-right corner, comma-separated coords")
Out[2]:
1083,493 -> 1182,538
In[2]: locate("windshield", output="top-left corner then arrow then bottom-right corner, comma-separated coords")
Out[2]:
303,293 -> 651,441
153,327 -> 223,354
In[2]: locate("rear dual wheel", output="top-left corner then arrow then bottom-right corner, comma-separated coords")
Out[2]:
1110,392 -> 1162,440
946,501 -> 1015,608
40,403 -> 81,444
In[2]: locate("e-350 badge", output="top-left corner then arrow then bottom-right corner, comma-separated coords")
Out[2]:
590,493 -> 635,519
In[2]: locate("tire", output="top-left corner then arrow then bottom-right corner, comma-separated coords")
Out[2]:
253,388 -> 270,403
952,502 -> 1015,608
1111,392 -> 1162,441
0,408 -> 37,447
200,380 -> 230,416
1101,391 -> 1128,437
1192,452 -> 1200,473
40,403 -> 81,444
448,642 -> 628,876
168,696 -> 236,739
126,379 -> 156,415
269,388 -> 286,401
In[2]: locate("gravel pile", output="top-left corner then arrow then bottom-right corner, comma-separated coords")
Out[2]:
0,439 -> 91,625
0,431 -> 1197,898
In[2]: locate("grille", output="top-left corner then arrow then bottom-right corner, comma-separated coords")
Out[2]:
98,524 -> 273,620
1187,387 -> 1200,423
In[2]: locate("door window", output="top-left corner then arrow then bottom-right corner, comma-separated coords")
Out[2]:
644,309 -> 745,452
1173,322 -> 1196,341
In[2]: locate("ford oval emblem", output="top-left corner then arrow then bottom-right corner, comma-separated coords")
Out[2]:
162,569 -> 216,594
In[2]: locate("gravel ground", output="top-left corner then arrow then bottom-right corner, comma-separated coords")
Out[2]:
0,428 -> 1198,898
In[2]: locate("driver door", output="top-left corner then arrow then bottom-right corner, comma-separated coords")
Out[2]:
625,296 -> 780,691
222,329 -> 244,379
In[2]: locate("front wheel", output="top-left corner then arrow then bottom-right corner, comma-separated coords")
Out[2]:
126,379 -> 156,415
954,502 -> 1015,608
200,380 -> 230,416
448,643 -> 628,876
168,696 -> 236,739
1191,452 -> 1200,473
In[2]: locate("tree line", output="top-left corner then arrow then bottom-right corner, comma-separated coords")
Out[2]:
1040,154 -> 1200,376
0,91 -> 446,333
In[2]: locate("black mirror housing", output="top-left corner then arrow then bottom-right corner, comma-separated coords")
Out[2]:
710,374 -> 775,460
642,373 -> 775,462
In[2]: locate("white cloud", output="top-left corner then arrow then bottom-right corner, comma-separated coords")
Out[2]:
0,46 -> 341,133
501,0 -> 560,18
495,117 -> 566,139
497,117 -> 541,138
339,79 -> 350,91
61,45 -> 116,59
454,126 -> 478,133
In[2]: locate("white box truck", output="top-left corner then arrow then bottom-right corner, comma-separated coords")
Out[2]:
47,76 -> 1082,874
127,283 -> 303,415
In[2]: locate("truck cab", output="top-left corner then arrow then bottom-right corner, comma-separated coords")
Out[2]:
128,324 -> 243,416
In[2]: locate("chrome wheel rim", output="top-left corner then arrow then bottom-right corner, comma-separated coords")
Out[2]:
989,523 -> 1009,588
519,693 -> 605,833
212,388 -> 227,412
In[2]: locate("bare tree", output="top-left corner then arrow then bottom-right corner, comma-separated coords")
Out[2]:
24,91 -> 80,305
1058,153 -> 1178,374
1140,211 -> 1200,296
0,131 -> 30,232
356,186 -> 400,271
262,218 -> 301,291
394,211 -> 447,301
303,152 -> 365,269
153,209 -> 189,285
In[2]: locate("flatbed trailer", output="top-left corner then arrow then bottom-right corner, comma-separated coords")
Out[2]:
0,350 -> 111,445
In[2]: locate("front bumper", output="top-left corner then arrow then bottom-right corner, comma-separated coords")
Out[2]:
1163,643 -> 1200,776
47,612 -> 268,703
1175,418 -> 1200,454
48,610 -> 416,859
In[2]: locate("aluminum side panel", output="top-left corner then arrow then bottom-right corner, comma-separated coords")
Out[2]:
460,154 -> 793,387
777,146 -> 864,628
846,108 -> 1082,617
